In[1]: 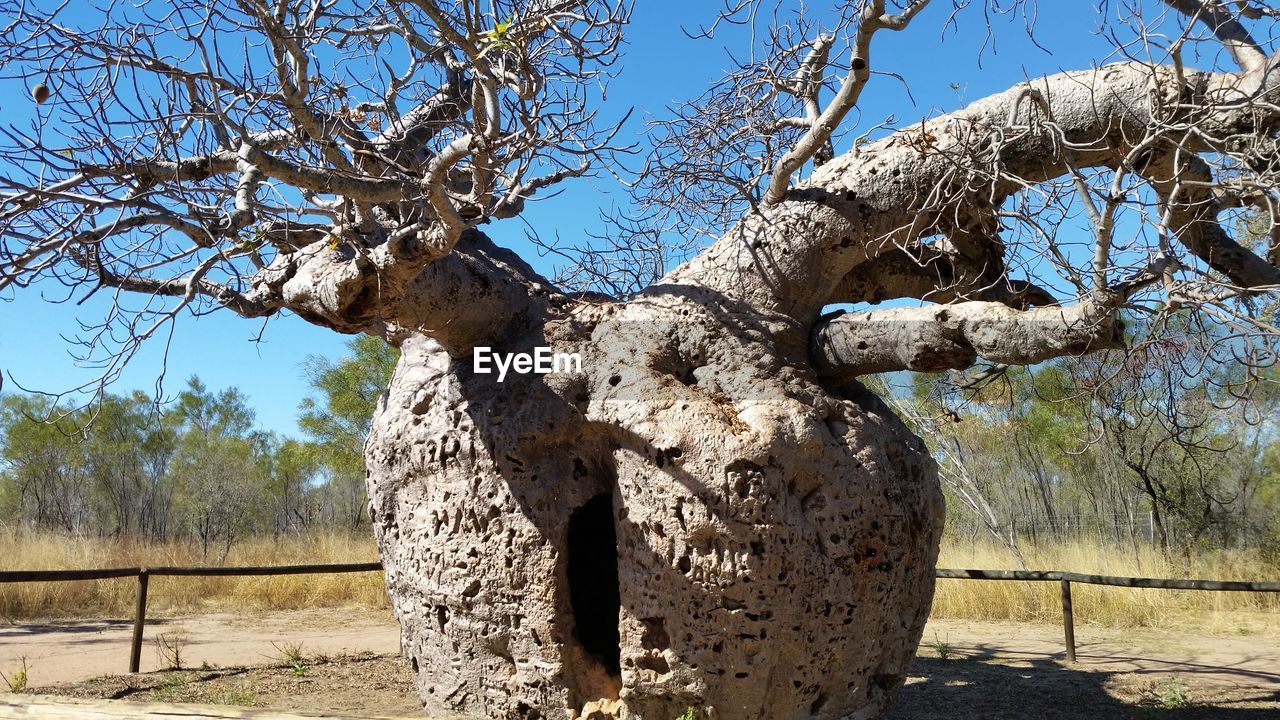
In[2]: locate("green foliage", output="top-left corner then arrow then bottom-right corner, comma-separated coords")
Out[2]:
927,633 -> 955,661
0,376 -> 305,546
0,336 -> 402,543
298,335 -> 397,478
263,438 -> 323,535
293,336 -> 397,530
478,16 -> 519,56
1139,674 -> 1192,711
676,708 -> 699,720
147,672 -> 255,706
0,345 -> 401,543
169,377 -> 272,558
1160,676 -> 1191,708
148,672 -> 190,702
174,377 -> 257,440
0,657 -> 28,692
0,394 -> 89,532
274,641 -> 308,677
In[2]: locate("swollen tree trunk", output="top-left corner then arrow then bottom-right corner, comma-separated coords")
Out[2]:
364,285 -> 944,719
353,59 -> 1280,719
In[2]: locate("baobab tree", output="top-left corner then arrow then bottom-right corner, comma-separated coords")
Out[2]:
3,1 -> 1280,718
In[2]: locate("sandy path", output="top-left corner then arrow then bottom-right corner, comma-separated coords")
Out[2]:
4,610 -> 1278,702
894,619 -> 1280,718
919,618 -> 1280,690
0,608 -> 401,687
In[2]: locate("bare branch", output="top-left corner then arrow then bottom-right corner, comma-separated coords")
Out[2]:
762,0 -> 932,205
0,0 -> 631,354
1159,0 -> 1269,78
811,293 -> 1135,379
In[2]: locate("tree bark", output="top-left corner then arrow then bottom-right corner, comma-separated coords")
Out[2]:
364,284 -> 943,719
349,57 -> 1280,719
7,21 -> 1280,717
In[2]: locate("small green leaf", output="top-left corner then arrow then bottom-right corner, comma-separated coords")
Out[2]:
479,15 -> 518,52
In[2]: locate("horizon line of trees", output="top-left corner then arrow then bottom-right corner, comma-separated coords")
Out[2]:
882,317 -> 1280,569
0,336 -> 396,559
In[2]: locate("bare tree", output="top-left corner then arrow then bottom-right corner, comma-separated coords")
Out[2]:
4,1 -> 1280,718
873,377 -> 1031,568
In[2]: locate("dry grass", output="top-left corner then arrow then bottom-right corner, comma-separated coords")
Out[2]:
934,538 -> 1280,633
0,529 -> 388,619
2,529 -> 1278,633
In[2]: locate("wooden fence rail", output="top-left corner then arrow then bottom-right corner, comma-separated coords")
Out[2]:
933,568 -> 1280,661
1,563 -> 1277,671
0,563 -> 383,673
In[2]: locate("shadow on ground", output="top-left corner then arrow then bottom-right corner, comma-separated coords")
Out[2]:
0,619 -> 136,637
0,618 -> 180,651
889,645 -> 1280,720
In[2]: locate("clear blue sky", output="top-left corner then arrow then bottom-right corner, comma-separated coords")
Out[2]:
0,2 -> 1153,436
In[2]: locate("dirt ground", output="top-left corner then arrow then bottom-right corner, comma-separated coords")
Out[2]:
3,610 -> 1279,718
0,607 -> 401,685
891,619 -> 1280,719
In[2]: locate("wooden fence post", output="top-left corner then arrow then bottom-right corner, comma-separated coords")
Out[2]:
129,569 -> 150,673
1060,578 -> 1076,662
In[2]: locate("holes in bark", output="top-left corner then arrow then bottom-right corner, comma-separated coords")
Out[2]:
567,492 -> 622,677
461,579 -> 481,598
655,353 -> 704,386
640,617 -> 670,651
637,654 -> 670,674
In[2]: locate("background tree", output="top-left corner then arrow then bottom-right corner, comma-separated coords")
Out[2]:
5,1 -> 1280,718
0,395 -> 90,533
82,392 -> 176,539
300,336 -> 398,477
0,374 -> 369,546
897,328 -> 1280,569
168,378 -> 271,558
264,438 -> 323,537
298,335 -> 399,529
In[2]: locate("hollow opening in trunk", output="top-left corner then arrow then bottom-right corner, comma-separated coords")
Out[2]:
567,492 -> 622,676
